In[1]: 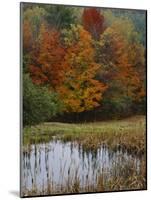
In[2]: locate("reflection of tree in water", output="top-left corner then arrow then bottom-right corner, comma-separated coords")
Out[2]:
22,140 -> 144,195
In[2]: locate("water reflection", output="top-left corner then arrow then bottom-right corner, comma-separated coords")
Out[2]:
22,140 -> 142,194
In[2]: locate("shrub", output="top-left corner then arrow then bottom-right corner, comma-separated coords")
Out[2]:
23,74 -> 63,126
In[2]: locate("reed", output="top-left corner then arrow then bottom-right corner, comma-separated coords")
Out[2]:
21,156 -> 146,197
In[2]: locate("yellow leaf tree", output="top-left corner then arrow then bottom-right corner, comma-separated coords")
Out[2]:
57,25 -> 107,113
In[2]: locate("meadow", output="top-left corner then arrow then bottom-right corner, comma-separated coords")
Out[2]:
23,115 -> 145,154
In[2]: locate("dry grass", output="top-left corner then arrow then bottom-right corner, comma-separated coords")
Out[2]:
23,115 -> 146,154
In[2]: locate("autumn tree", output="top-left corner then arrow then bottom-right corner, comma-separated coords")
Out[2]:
110,19 -> 145,103
22,4 -> 146,122
23,6 -> 46,40
82,8 -> 105,40
96,20 -> 145,117
58,25 -> 107,113
29,24 -> 66,89
23,6 -> 47,74
103,9 -> 146,46
23,20 -> 33,54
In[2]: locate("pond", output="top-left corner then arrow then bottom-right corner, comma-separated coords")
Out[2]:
21,139 -> 143,196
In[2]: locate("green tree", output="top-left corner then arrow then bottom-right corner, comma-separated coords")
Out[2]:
23,74 -> 63,126
43,5 -> 77,30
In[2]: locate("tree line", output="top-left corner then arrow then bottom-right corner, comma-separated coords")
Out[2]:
22,4 -> 146,126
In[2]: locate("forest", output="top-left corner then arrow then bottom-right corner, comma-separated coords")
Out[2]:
22,4 -> 146,126
21,4 -> 146,196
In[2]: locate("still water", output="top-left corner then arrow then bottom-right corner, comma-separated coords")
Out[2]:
22,139 -> 141,195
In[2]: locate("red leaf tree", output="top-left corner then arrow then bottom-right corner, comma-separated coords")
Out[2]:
82,8 -> 105,40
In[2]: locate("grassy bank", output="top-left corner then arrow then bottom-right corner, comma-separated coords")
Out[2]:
23,115 -> 146,154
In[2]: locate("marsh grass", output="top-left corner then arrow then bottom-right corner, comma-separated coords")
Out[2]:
23,115 -> 146,154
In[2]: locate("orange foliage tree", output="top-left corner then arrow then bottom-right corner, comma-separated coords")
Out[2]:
57,25 -> 107,113
29,24 -> 66,89
82,8 -> 105,40
98,25 -> 145,104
